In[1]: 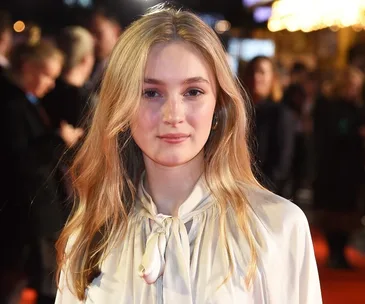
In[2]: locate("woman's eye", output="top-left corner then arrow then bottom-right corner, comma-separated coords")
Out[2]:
185,89 -> 204,97
143,90 -> 161,99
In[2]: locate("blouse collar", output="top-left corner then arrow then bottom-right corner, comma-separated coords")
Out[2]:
136,172 -> 213,223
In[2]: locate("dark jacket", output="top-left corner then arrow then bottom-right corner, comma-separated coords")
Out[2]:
252,99 -> 296,194
313,97 -> 365,211
41,78 -> 90,129
0,73 -> 70,238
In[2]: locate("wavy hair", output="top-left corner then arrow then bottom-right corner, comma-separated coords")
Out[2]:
56,5 -> 261,300
241,55 -> 283,103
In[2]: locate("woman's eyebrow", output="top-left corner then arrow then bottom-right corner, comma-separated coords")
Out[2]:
143,76 -> 210,85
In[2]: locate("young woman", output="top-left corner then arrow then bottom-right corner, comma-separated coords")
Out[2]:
56,7 -> 322,304
242,56 -> 296,196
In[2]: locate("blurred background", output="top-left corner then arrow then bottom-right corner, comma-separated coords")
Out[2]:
1,0 -> 365,303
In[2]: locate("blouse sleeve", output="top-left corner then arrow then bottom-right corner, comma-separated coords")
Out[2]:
55,268 -> 81,304
55,236 -> 82,304
296,213 -> 322,304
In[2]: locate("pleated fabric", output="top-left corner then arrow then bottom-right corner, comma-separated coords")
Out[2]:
56,178 -> 322,304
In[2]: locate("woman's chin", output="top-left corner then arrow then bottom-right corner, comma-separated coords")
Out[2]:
154,158 -> 189,168
149,153 -> 193,168
143,150 -> 203,168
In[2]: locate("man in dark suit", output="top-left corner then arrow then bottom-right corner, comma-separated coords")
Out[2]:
0,41 -> 83,303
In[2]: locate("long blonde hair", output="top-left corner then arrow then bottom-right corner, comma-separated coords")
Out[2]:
56,5 -> 261,300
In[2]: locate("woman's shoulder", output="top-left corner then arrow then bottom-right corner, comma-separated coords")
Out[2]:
241,184 -> 309,234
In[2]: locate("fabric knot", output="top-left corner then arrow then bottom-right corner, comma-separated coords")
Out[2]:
138,214 -> 172,284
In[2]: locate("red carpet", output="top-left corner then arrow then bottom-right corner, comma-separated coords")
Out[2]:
312,228 -> 365,304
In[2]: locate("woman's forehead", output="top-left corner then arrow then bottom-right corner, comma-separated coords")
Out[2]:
144,42 -> 216,88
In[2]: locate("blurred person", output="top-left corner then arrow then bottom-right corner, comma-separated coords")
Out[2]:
282,83 -> 306,117
55,8 -> 321,304
281,83 -> 308,200
277,62 -> 290,91
303,71 -> 320,115
42,26 -> 95,129
299,71 -> 323,200
87,6 -> 122,100
242,56 -> 296,196
0,10 -> 12,70
290,61 -> 309,86
348,43 -> 365,102
348,43 -> 365,74
313,66 -> 365,268
0,41 -> 83,303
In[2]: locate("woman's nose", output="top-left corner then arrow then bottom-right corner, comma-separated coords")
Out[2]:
162,95 -> 185,125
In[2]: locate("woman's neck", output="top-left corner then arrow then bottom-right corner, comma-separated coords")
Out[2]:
143,151 -> 204,216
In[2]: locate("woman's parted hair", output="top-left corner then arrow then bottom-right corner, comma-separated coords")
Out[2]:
57,5 -> 260,300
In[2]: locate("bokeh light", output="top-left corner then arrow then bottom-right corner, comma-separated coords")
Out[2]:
215,20 -> 231,34
13,20 -> 25,33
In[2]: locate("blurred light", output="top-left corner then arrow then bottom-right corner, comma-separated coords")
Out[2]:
352,25 -> 363,32
268,19 -> 281,32
13,21 -> 25,33
268,0 -> 365,32
227,38 -> 275,62
64,0 -> 91,7
215,20 -> 231,33
361,15 -> 365,25
29,26 -> 41,45
330,25 -> 340,32
198,13 -> 225,28
243,0 -> 273,23
352,23 -> 364,31
253,7 -> 272,23
78,0 -> 92,7
64,0 -> 76,5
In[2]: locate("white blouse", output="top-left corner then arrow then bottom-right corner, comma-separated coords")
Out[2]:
55,179 -> 322,304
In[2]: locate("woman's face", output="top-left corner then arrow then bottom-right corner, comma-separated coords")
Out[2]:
131,41 -> 217,168
22,57 -> 62,98
253,59 -> 274,100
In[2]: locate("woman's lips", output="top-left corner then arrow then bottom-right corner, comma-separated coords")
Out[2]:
157,133 -> 190,144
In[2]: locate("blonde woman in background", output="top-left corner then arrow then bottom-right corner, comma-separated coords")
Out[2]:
56,6 -> 322,304
42,26 -> 95,129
